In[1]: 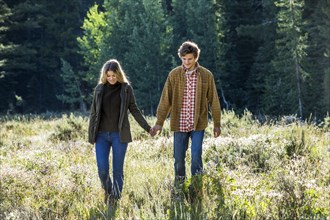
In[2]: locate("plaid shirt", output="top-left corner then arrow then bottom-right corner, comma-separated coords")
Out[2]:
179,65 -> 198,132
156,65 -> 221,132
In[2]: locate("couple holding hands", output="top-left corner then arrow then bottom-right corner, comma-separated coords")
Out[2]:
88,41 -> 221,204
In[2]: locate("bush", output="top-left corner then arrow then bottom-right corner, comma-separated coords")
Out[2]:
49,113 -> 88,142
0,111 -> 329,219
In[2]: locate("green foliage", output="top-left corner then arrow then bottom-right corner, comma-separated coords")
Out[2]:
0,0 -> 96,113
217,0 -> 264,112
323,116 -> 330,128
57,59 -> 85,112
1,0 -> 329,118
203,113 -> 329,219
49,113 -> 88,142
269,0 -> 308,117
77,3 -> 106,92
304,0 -> 330,116
1,112 -> 329,219
237,0 -> 278,114
97,0 -> 171,115
0,1 -> 12,105
274,157 -> 329,218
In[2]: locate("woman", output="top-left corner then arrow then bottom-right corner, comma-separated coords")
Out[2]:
88,59 -> 152,204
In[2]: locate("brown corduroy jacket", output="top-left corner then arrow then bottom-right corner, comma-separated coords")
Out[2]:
156,65 -> 221,131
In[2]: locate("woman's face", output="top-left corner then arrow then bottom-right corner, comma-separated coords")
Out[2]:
106,71 -> 118,85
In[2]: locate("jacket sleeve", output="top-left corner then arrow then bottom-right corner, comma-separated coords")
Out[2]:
207,75 -> 221,128
127,85 -> 151,132
88,89 -> 97,144
155,75 -> 172,126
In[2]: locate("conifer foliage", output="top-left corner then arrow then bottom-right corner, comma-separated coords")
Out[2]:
0,0 -> 329,118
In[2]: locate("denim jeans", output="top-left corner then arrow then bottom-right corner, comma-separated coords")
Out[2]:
95,132 -> 128,198
173,130 -> 205,181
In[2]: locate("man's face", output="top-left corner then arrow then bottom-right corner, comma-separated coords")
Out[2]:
181,53 -> 197,70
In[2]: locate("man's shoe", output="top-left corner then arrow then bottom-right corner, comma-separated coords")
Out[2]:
104,191 -> 110,204
108,194 -> 119,207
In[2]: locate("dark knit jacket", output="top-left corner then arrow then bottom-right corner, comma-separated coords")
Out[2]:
88,83 -> 150,144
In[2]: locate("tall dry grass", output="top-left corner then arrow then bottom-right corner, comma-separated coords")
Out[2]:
0,111 -> 329,219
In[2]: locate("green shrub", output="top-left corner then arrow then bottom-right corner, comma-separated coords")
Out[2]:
1,112 -> 329,219
49,113 -> 87,142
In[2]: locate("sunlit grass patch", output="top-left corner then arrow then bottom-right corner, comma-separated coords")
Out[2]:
0,111 -> 329,219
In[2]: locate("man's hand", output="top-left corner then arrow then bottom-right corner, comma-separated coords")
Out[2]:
214,127 -> 221,138
150,125 -> 162,136
149,127 -> 155,136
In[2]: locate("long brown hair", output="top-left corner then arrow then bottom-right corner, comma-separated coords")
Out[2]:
98,59 -> 130,84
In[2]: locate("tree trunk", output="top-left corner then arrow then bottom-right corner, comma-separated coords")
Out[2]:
295,58 -> 303,118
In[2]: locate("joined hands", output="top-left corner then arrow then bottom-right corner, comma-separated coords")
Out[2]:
149,125 -> 162,137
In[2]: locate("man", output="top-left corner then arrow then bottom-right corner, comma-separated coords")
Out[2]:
152,41 -> 221,183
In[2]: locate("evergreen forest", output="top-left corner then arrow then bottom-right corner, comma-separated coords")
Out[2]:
1,0 -> 329,119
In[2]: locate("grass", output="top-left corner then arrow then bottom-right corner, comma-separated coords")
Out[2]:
0,111 -> 329,219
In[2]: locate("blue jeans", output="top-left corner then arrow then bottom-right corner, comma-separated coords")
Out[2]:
173,130 -> 205,181
95,132 -> 128,198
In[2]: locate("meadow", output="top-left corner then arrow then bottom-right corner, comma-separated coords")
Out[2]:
0,111 -> 329,220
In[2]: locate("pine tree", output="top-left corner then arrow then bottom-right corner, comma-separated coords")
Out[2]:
77,3 -> 106,105
186,0 -> 229,110
238,0 -> 278,115
124,0 -> 171,114
0,0 -> 97,113
270,0 -> 308,117
57,58 -> 86,112
317,1 -> 330,114
170,0 -> 189,56
215,0 -> 263,112
185,0 -> 218,73
97,0 -> 170,115
0,0 -> 15,112
0,1 -> 44,112
304,0 -> 330,117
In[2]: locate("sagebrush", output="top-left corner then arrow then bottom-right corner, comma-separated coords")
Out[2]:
0,112 -> 329,219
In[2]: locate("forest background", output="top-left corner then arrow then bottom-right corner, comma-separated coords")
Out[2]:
0,0 -> 329,119
1,1 -> 330,219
